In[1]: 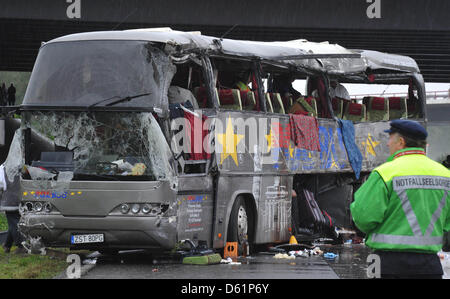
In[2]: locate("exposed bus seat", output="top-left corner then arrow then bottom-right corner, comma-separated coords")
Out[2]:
407,97 -> 420,118
282,95 -> 294,112
268,93 -> 285,114
218,89 -> 242,110
343,102 -> 366,122
240,90 -> 256,111
366,97 -> 389,121
332,97 -> 344,118
288,101 -> 313,116
388,97 -> 408,119
297,96 -> 318,117
264,93 -> 274,113
168,86 -> 200,110
194,86 -> 209,108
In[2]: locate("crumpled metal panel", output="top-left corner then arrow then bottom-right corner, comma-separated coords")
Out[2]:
356,50 -> 420,73
45,29 -> 417,76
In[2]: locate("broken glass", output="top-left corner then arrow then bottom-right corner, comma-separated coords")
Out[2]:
23,41 -> 176,113
24,111 -> 175,185
4,129 -> 24,183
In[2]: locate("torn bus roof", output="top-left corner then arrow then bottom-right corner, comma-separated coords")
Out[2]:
354,50 -> 420,74
44,28 -> 419,76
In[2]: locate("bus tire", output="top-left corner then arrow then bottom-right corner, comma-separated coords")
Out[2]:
227,196 -> 252,255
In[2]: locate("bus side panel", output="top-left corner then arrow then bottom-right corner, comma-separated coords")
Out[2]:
212,174 -> 292,248
353,121 -> 391,171
176,175 -> 214,248
255,175 -> 292,244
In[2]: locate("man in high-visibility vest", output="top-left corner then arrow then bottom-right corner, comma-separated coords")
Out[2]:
351,119 -> 450,279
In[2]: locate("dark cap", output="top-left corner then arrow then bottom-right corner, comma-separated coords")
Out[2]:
384,119 -> 428,140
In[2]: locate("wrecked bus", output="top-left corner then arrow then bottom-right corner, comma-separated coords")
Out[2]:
14,28 -> 426,253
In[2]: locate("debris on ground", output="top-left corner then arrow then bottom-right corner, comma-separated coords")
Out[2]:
220,257 -> 242,265
438,251 -> 450,279
82,259 -> 97,265
182,253 -> 222,265
273,253 -> 296,260
323,252 -> 339,260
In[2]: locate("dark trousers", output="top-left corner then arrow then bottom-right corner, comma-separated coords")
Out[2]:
375,250 -> 443,279
3,211 -> 22,248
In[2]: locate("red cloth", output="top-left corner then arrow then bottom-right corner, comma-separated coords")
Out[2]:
293,110 -> 310,116
289,114 -> 321,151
184,111 -> 211,160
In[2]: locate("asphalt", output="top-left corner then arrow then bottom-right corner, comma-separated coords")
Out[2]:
79,244 -> 374,279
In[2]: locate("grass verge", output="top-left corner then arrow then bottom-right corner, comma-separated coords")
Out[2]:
0,212 -> 7,231
0,246 -> 68,279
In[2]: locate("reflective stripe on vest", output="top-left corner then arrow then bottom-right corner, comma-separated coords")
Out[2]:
372,175 -> 450,246
371,234 -> 443,245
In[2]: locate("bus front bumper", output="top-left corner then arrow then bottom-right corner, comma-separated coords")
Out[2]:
19,214 -> 178,250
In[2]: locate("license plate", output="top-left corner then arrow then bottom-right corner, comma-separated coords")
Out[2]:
71,234 -> 104,244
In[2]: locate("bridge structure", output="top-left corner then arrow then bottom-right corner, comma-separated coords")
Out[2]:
0,0 -> 449,83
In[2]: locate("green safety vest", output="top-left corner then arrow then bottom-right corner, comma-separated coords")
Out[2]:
351,147 -> 450,253
235,81 -> 250,92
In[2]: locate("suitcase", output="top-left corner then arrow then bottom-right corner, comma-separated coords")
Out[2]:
303,189 -> 328,228
293,188 -> 327,231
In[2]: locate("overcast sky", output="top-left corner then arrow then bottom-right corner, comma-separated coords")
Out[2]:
292,81 -> 450,98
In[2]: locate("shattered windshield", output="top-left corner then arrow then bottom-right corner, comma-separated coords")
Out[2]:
23,40 -> 175,110
24,111 -> 174,181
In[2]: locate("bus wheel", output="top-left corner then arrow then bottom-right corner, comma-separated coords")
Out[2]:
227,196 -> 251,255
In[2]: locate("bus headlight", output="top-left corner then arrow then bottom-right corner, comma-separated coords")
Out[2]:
131,204 -> 140,214
142,204 -> 151,214
26,202 -> 34,212
44,203 -> 53,213
120,204 -> 130,214
34,202 -> 43,212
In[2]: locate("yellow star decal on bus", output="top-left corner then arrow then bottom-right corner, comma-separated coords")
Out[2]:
288,143 -> 295,158
265,129 -> 274,153
330,155 -> 339,169
217,117 -> 244,166
362,133 -> 380,158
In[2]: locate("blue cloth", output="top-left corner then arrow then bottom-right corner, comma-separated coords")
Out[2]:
383,119 -> 427,140
338,119 -> 363,179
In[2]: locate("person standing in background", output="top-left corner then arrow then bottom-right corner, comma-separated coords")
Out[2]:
0,83 -> 6,106
7,83 -> 16,106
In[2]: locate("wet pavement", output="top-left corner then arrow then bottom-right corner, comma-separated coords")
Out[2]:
321,244 -> 373,279
80,244 -> 374,279
82,252 -> 338,279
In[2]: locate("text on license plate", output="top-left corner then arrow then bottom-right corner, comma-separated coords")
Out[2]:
71,234 -> 104,244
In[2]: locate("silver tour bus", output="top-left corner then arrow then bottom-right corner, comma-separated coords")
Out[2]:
14,28 -> 426,253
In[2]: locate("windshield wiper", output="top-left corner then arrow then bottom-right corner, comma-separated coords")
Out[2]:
88,92 -> 152,109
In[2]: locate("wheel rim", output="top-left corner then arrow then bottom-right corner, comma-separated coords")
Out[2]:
237,205 -> 248,244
